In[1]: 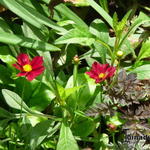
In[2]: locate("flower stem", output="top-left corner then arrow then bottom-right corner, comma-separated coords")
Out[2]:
20,78 -> 25,119
96,39 -> 115,65
73,64 -> 78,87
112,132 -> 118,149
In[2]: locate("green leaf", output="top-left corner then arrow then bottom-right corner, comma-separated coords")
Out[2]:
30,120 -> 53,150
93,41 -> 107,63
2,89 -> 31,113
57,123 -> 79,150
14,78 -> 55,111
113,12 -> 118,31
131,64 -> 150,80
57,84 -> 82,101
117,10 -> 132,33
90,19 -> 109,42
65,73 -> 97,110
0,46 -> 16,65
0,18 -> 20,56
100,133 -> 109,145
0,0 -> 66,33
119,12 -> 150,48
22,22 -> 48,41
55,4 -> 88,30
120,39 -> 135,58
65,86 -> 83,100
87,0 -> 113,28
136,39 -> 150,61
89,19 -> 109,63
107,114 -> 124,126
0,32 -> 60,51
55,28 -> 94,46
99,133 -> 109,150
0,119 -> 10,132
56,71 -> 67,87
0,0 -> 41,29
0,107 -> 14,118
29,83 -> 55,111
99,0 -> 109,13
0,65 -> 13,84
0,17 -> 12,33
113,10 -> 131,38
37,51 -> 56,92
72,116 -> 95,137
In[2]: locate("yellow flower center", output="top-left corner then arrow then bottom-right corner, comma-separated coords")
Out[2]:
23,64 -> 32,72
99,73 -> 105,78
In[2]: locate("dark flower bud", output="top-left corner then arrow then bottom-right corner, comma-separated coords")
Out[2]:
107,123 -> 117,131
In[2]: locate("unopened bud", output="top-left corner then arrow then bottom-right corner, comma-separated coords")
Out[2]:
116,50 -> 124,57
114,59 -> 119,65
107,123 -> 117,131
72,55 -> 80,64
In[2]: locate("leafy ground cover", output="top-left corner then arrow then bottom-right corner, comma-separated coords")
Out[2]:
0,0 -> 150,149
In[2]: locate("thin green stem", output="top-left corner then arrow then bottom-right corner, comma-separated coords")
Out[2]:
20,79 -> 25,119
73,64 -> 78,87
73,63 -> 78,110
96,39 -> 115,65
55,81 -> 65,106
112,36 -> 120,66
70,63 -> 79,125
28,112 -> 62,121
112,132 -> 118,149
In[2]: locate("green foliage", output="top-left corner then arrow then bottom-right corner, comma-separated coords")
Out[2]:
118,12 -> 150,48
2,89 -> 31,113
99,0 -> 109,13
57,122 -> 79,150
113,10 -> 132,38
131,64 -> 150,79
87,0 -> 113,28
55,28 -> 94,46
0,32 -> 60,51
30,120 -> 54,150
136,38 -> 150,61
55,4 -> 88,30
0,0 -> 149,149
72,116 -> 95,137
0,0 -> 66,33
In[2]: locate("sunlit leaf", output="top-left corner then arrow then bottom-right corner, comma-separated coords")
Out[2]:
57,122 -> 79,150
2,89 -> 31,113
131,64 -> 150,79
55,28 -> 94,46
0,32 -> 60,51
136,39 -> 150,61
87,0 -> 113,28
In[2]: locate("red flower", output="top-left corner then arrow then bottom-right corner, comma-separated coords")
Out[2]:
86,62 -> 116,83
13,53 -> 45,81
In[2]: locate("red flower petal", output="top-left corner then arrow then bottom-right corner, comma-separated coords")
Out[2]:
95,78 -> 101,83
26,66 -> 45,81
92,62 -> 103,74
101,64 -> 109,72
17,72 -> 28,77
17,53 -> 30,66
106,67 -> 116,77
86,70 -> 98,79
30,56 -> 44,69
86,62 -> 116,83
12,63 -> 22,71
